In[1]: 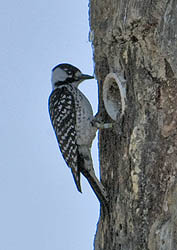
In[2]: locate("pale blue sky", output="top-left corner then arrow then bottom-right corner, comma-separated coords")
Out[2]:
0,1 -> 100,250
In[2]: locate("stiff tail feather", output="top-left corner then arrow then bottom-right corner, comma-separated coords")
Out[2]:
81,168 -> 108,208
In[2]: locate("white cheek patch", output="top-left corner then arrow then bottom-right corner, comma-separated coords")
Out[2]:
51,67 -> 68,88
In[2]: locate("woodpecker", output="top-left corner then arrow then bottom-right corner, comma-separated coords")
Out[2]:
48,63 -> 108,206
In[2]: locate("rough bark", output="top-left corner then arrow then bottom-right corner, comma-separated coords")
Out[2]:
89,1 -> 177,249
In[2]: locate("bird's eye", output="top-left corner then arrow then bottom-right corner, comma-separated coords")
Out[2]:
67,70 -> 72,75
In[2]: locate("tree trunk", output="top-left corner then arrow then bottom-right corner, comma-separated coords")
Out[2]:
89,1 -> 177,249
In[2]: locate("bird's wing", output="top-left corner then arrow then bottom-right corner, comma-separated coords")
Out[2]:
48,87 -> 81,192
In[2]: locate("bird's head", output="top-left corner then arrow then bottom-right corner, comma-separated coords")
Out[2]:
51,63 -> 94,89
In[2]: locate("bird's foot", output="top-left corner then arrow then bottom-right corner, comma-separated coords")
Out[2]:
91,114 -> 113,129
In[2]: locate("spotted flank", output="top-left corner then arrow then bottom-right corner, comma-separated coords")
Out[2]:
48,86 -> 81,191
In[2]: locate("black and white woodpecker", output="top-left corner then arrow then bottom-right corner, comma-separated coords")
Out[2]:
48,63 -> 108,206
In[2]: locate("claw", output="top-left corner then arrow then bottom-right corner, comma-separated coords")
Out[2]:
91,120 -> 113,129
91,115 -> 113,129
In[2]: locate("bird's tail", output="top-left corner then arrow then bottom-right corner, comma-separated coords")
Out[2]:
81,167 -> 108,207
78,146 -> 108,207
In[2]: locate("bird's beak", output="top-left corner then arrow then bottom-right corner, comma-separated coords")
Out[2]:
80,74 -> 94,80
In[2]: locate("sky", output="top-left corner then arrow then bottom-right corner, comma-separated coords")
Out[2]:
0,1 -> 100,250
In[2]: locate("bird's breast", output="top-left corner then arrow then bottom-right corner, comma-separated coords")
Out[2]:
68,86 -> 96,146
